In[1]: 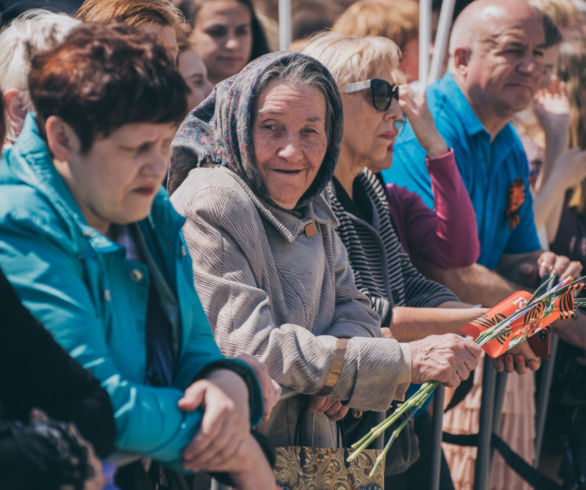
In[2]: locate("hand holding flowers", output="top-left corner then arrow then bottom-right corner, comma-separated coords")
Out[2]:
351,275 -> 586,476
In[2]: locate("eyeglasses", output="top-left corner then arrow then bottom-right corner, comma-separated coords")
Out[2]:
345,79 -> 399,112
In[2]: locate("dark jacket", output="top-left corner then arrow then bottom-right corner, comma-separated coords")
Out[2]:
0,267 -> 116,489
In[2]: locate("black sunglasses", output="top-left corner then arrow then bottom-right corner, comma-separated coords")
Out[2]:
345,78 -> 399,112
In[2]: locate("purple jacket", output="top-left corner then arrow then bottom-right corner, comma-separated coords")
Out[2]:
385,149 -> 480,269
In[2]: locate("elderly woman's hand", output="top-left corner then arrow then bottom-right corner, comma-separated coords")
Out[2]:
399,85 -> 448,159
307,396 -> 350,421
409,334 -> 482,388
236,353 -> 282,420
178,369 -> 250,472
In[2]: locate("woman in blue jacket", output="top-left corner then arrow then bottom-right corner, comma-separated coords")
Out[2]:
0,22 -> 274,489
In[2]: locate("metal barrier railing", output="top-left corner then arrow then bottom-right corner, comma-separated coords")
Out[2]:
430,384 -> 446,490
110,338 -> 558,490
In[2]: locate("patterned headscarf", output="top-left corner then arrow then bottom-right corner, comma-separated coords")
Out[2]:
168,51 -> 343,210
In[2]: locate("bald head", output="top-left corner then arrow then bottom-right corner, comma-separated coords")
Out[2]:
446,0 -> 546,135
449,0 -> 542,64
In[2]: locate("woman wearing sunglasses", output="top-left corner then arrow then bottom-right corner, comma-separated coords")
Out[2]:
303,32 -> 486,488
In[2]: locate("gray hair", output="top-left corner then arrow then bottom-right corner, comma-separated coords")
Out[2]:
253,55 -> 337,145
0,9 -> 80,93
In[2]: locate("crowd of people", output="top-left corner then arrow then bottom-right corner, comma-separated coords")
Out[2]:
0,0 -> 584,489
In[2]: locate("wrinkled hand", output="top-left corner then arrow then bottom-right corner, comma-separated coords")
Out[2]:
410,334 -> 482,388
399,85 -> 448,159
236,353 -> 281,421
179,369 -> 250,472
492,342 -> 540,374
537,251 -> 582,280
533,78 -> 570,134
307,396 -> 350,421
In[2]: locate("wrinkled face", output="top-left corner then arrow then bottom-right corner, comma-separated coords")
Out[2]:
462,12 -> 545,118
139,24 -> 179,64
253,80 -> 328,210
341,65 -> 403,167
63,122 -> 176,234
190,0 -> 252,84
178,48 -> 214,110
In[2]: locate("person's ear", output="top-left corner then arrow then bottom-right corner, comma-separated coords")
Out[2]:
4,89 -> 29,140
452,47 -> 471,77
45,115 -> 81,162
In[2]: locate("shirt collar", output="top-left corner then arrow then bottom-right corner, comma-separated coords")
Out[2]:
439,73 -> 489,139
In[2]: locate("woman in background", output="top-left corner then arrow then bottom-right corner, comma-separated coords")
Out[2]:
178,0 -> 269,85
177,34 -> 214,111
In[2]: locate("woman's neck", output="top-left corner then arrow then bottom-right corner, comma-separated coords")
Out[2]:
334,144 -> 365,200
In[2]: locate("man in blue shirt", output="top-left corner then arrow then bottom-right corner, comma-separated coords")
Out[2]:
383,0 -> 582,369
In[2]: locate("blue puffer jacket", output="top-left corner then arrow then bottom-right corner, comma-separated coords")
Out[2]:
0,115 -> 262,465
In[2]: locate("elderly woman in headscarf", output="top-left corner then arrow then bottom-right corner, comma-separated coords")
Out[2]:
169,51 -> 481,451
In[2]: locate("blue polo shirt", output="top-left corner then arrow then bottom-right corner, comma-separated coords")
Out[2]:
382,72 -> 540,270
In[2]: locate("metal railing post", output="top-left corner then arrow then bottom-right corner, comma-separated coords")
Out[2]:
534,332 -> 559,465
427,0 -> 456,82
430,384 -> 446,490
418,0 -> 432,84
474,357 -> 497,490
278,0 -> 291,51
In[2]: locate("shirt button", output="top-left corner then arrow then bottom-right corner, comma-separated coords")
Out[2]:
129,268 -> 143,282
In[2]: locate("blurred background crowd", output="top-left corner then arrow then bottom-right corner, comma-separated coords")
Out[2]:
0,0 -> 585,489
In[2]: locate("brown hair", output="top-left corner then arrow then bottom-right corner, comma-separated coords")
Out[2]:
559,41 -> 586,151
559,40 -> 586,213
332,0 -> 418,51
177,0 -> 269,60
76,0 -> 183,29
29,23 -> 189,152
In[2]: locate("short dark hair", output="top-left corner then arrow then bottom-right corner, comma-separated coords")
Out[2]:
29,23 -> 189,152
178,0 -> 269,61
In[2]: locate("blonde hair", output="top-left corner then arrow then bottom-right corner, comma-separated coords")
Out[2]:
559,40 -> 586,212
332,0 -> 418,51
301,32 -> 402,90
527,0 -> 579,29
